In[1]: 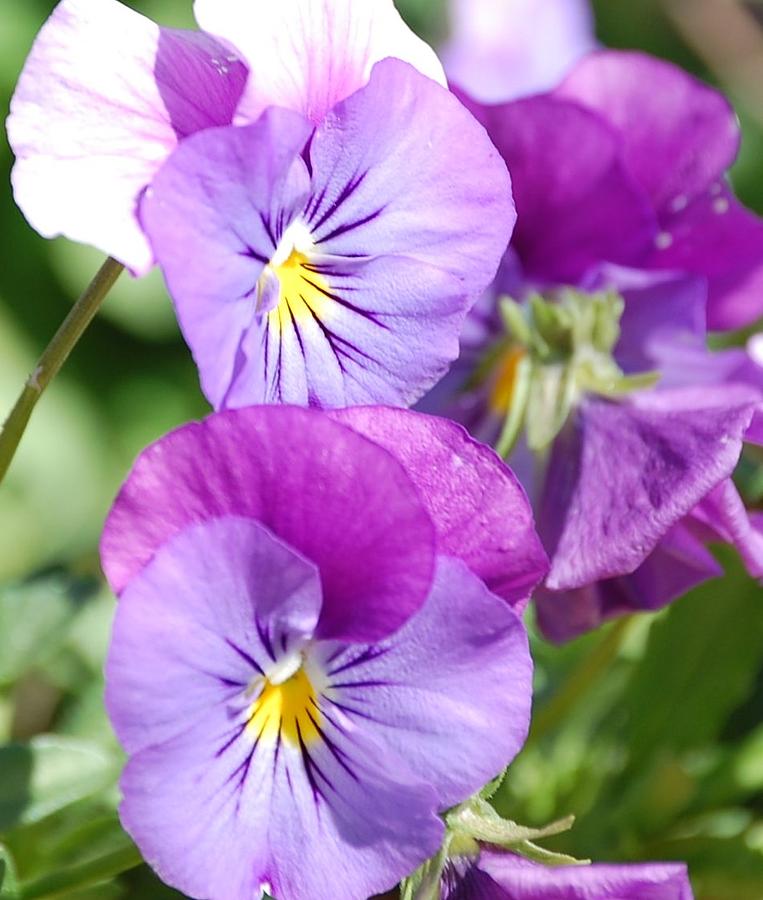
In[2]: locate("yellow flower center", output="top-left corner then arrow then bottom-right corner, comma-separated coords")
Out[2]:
247,666 -> 320,747
269,248 -> 332,327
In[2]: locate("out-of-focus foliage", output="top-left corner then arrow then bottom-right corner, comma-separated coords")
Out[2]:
1,1 -> 762,898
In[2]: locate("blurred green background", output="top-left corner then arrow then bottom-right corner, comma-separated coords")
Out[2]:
1,1 -> 762,898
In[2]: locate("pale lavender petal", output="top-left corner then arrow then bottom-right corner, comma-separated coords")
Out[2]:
465,95 -> 655,284
329,406 -> 548,608
443,0 -> 595,103
315,556 -> 533,809
141,109 -> 312,407
535,524 -> 722,642
194,0 -> 445,125
541,387 -> 757,590
106,516 -> 322,754
557,50 -> 738,212
478,851 -> 694,899
8,0 -> 246,274
119,681 -> 442,900
100,406 -> 437,643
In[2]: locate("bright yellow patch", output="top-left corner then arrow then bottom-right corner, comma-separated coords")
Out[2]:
489,346 -> 527,415
267,250 -> 332,329
247,666 -> 320,746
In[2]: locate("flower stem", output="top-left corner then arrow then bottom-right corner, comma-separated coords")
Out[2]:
0,257 -> 124,486
530,616 -> 633,742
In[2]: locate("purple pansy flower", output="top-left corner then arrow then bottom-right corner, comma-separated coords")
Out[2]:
9,0 -> 514,411
443,0 -> 596,103
140,60 -> 514,409
423,51 -> 763,640
102,405 -> 547,900
442,851 -> 693,899
8,0 -> 444,275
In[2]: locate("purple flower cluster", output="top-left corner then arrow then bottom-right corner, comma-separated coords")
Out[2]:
9,0 -> 761,896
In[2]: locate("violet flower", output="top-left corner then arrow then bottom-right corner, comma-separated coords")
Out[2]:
423,51 -> 763,640
9,0 -> 514,411
8,0 -> 444,276
442,851 -> 693,900
442,0 -> 596,103
101,405 -> 548,900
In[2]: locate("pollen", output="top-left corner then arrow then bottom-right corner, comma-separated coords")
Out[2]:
247,666 -> 321,746
269,248 -> 332,328
489,346 -> 527,415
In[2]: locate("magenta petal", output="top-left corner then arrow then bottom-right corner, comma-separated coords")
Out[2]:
647,187 -> 763,331
101,406 -> 437,642
316,556 -> 533,809
465,95 -> 656,284
477,851 -> 694,899
8,0 -> 247,274
541,388 -> 757,590
688,480 -> 763,579
536,524 -> 722,642
329,406 -> 548,608
557,50 -> 738,212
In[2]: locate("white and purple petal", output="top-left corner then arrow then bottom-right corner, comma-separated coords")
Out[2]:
193,0 -> 445,125
7,0 -> 247,274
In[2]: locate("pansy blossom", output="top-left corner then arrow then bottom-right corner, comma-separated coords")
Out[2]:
102,405 -> 547,900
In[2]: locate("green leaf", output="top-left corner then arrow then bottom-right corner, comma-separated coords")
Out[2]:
0,575 -> 97,688
0,737 -> 119,833
623,548 -> 763,766
0,844 -> 18,899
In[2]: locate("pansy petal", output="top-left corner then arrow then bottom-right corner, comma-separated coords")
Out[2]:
557,50 -> 739,212
119,696 -> 442,900
101,406 -> 437,643
142,109 -> 313,407
330,406 -> 548,607
193,0 -> 445,125
647,186 -> 763,330
478,851 -> 694,899
316,556 -> 533,808
688,480 -> 763,578
443,0 -> 595,103
536,524 -> 722,642
464,95 -> 656,284
541,387 -> 757,590
7,0 -> 247,274
106,516 -> 323,755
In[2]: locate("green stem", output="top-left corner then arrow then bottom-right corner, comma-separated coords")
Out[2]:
0,257 -> 123,486
18,845 -> 142,899
531,616 -> 632,742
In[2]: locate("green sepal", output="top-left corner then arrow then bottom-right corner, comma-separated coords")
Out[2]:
500,297 -> 533,347
511,840 -> 590,867
447,797 -> 576,849
586,369 -> 661,398
400,839 -> 454,900
525,362 -> 577,452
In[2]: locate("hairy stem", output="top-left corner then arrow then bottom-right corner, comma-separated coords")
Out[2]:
0,257 -> 124,486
